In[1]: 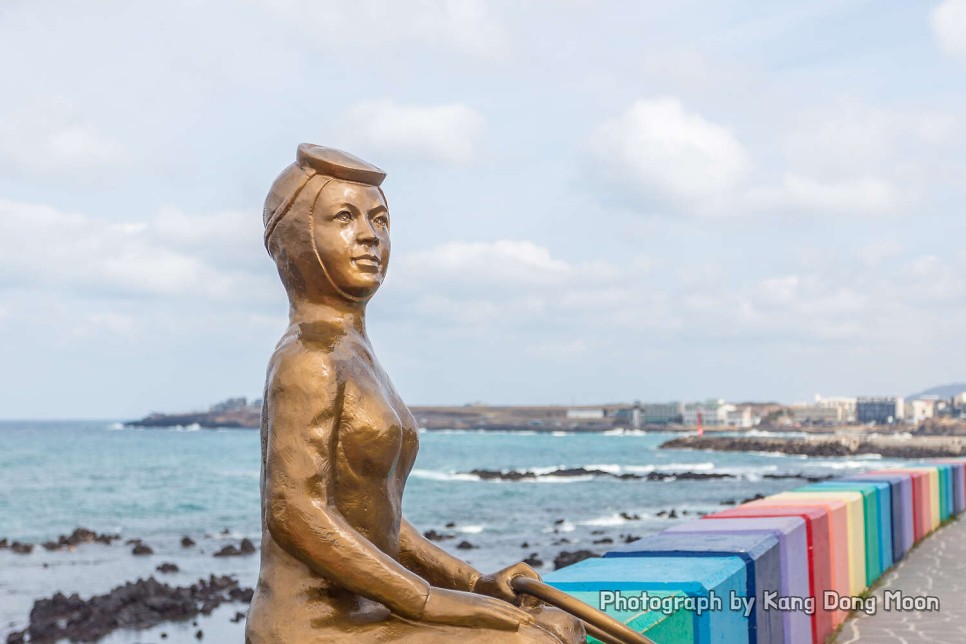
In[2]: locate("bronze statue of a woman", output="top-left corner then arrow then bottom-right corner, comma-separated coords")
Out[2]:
246,144 -> 584,643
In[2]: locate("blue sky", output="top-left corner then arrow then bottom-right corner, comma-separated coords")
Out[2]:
2,1 -> 966,418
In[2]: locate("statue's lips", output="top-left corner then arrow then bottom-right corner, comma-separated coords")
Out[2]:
351,255 -> 382,271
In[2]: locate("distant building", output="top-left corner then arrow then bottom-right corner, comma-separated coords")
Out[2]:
210,397 -> 248,413
814,396 -> 857,424
791,404 -> 843,425
565,408 -> 605,420
613,405 -> 642,429
641,402 -> 684,425
726,406 -> 754,428
856,397 -> 905,425
683,400 -> 729,427
905,397 -> 938,423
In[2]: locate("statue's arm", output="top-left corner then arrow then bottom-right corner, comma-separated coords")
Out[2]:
263,349 -> 431,620
398,518 -> 481,592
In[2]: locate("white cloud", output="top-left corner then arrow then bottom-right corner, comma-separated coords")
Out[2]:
0,200 -> 272,301
589,98 -> 751,213
344,100 -> 485,164
746,173 -> 900,215
382,235 -> 966,354
589,97 -> 957,218
932,0 -> 966,60
0,98 -> 128,177
398,240 -> 569,287
252,0 -> 510,59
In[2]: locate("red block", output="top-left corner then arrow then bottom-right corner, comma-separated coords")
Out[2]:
706,504 -> 836,643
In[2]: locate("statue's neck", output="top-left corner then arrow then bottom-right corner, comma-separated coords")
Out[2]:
289,296 -> 367,337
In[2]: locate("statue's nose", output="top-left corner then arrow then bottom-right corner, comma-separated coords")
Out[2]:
356,220 -> 378,245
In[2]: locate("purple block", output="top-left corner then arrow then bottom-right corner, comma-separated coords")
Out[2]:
663,517 -> 812,644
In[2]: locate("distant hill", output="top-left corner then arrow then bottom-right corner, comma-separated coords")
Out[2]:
907,384 -> 966,400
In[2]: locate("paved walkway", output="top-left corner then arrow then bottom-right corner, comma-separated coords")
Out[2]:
836,516 -> 966,643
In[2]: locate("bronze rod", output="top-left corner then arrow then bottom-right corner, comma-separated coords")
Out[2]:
510,576 -> 655,644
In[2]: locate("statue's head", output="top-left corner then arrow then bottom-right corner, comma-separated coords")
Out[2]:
264,144 -> 390,305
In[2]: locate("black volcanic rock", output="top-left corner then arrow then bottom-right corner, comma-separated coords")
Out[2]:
213,545 -> 241,557
213,539 -> 256,557
553,550 -> 599,570
5,575 -> 252,643
11,542 -> 34,555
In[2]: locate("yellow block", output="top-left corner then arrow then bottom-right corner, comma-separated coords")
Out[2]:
771,491 -> 866,594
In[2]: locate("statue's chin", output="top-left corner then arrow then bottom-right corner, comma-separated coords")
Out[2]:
335,281 -> 381,303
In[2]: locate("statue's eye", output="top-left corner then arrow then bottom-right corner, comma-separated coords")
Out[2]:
373,215 -> 389,228
335,210 -> 352,222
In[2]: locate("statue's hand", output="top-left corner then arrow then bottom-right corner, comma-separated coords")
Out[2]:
421,587 -> 535,631
473,562 -> 541,605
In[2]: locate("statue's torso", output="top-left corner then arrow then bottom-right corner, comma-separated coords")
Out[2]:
251,329 -> 420,633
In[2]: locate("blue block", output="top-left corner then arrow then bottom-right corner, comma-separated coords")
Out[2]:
544,555 -> 749,644
605,531 -> 783,644
662,517 -> 812,644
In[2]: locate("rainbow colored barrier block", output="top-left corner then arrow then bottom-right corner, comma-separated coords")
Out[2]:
893,467 -> 941,532
936,463 -> 954,519
844,472 -> 914,559
918,463 -> 951,520
933,459 -> 966,513
730,497 -> 852,622
814,479 -> 893,572
801,481 -> 890,582
605,531 -> 784,644
885,468 -> 932,540
543,555 -> 748,644
662,517 -> 812,644
772,490 -> 867,590
705,504 -> 837,641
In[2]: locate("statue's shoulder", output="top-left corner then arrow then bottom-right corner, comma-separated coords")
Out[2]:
267,330 -> 340,396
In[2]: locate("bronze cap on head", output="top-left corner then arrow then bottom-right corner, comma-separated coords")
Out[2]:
263,144 -> 387,247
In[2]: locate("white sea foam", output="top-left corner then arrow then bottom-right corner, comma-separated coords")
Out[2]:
409,469 -> 480,482
578,513 -> 633,527
456,524 -> 484,534
542,520 -> 575,533
808,459 -> 882,470
601,428 -> 649,436
531,475 -> 594,483
107,422 -> 125,431
623,461 -> 716,473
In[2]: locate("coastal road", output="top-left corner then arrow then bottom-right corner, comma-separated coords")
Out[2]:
836,516 -> 966,643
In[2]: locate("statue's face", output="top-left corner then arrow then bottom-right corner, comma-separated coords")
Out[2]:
311,179 -> 390,300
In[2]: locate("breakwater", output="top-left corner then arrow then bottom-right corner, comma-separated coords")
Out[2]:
661,434 -> 966,458
544,458 -> 966,643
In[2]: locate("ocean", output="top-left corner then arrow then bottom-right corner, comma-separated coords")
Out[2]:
0,421 -> 902,642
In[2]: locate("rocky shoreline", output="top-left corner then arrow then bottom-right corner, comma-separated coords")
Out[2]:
660,434 -> 966,458
466,467 -> 831,483
5,576 -> 252,643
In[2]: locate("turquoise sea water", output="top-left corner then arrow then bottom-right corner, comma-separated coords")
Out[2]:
0,421 -> 902,642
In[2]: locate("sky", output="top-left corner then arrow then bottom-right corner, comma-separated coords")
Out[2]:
2,1 -> 966,418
